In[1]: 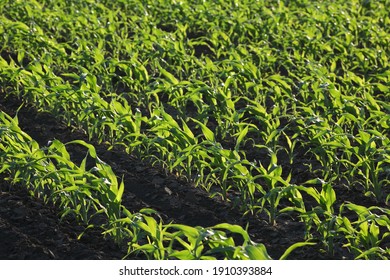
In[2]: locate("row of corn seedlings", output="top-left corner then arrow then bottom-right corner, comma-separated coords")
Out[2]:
0,19 -> 303,224
0,110 -> 126,241
1,109 -> 314,259
1,0 -> 387,203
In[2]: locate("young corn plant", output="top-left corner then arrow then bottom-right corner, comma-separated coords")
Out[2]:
348,130 -> 390,202
251,147 -> 305,226
296,180 -> 339,256
337,203 -> 390,259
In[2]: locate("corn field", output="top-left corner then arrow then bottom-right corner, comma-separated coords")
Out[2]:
0,0 -> 389,259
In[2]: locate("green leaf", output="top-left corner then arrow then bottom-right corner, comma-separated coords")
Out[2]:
245,244 -> 272,260
268,74 -> 291,90
169,250 -> 195,260
213,223 -> 250,242
49,140 -> 70,160
66,140 -> 97,158
321,184 -> 336,210
158,64 -> 178,85
296,185 -> 321,204
161,111 -> 179,128
235,126 -> 249,150
168,224 -> 200,239
377,84 -> 388,93
344,203 -> 371,219
355,247 -> 384,260
302,178 -> 326,185
94,48 -> 105,65
55,185 -> 79,193
191,118 -> 215,142
181,119 -> 195,142
140,208 -> 160,216
116,177 -> 125,202
364,92 -> 380,111
279,242 -> 317,260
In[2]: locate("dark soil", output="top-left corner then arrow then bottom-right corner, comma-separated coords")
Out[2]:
0,94 -> 383,260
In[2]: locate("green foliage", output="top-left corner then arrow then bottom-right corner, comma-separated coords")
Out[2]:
0,0 -> 389,259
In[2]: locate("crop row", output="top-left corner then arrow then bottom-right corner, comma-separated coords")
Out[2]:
1,108 -> 388,259
1,110 -> 306,259
0,0 -> 389,258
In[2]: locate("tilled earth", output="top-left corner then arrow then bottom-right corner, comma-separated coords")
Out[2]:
1,94 -> 379,260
